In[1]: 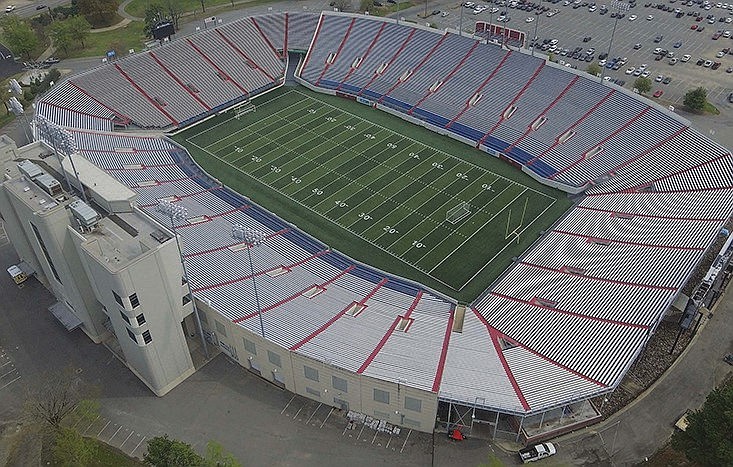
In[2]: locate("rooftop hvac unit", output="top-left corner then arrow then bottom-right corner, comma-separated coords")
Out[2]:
35,173 -> 62,197
69,199 -> 100,231
17,160 -> 44,180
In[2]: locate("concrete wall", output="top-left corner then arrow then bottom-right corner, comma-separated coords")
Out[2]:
197,300 -> 438,433
75,229 -> 194,396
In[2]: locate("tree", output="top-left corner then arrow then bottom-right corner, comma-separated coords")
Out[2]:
204,440 -> 241,467
48,16 -> 90,53
586,62 -> 601,77
77,0 -> 117,27
634,76 -> 652,94
25,367 -> 84,429
333,0 -> 353,10
53,427 -> 98,466
0,16 -> 39,59
671,382 -> 733,466
359,0 -> 373,13
144,435 -> 203,467
68,15 -> 91,48
683,87 -> 708,111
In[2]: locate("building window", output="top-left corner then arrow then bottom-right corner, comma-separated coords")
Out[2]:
113,291 -> 123,307
142,330 -> 152,344
304,366 -> 319,382
129,293 -> 140,308
119,310 -> 130,325
267,350 -> 282,368
215,320 -> 227,337
182,294 -> 191,306
136,313 -> 146,326
332,375 -> 348,393
243,338 -> 256,355
30,222 -> 62,284
404,396 -> 422,413
305,387 -> 321,398
127,328 -> 136,343
373,389 -> 390,405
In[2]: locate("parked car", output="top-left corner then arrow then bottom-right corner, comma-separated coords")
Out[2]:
682,54 -> 691,61
4,5 -> 15,13
519,443 -> 557,463
653,89 -> 664,97
712,61 -> 722,69
654,34 -> 664,42
662,76 -> 673,83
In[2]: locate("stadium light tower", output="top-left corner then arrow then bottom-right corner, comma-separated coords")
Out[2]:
601,1 -> 629,81
531,0 -> 542,57
232,224 -> 267,339
34,114 -> 88,204
157,200 -> 210,359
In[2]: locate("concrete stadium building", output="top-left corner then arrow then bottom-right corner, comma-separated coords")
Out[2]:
2,10 -> 731,443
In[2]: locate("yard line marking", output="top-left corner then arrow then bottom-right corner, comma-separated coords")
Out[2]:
320,407 -> 334,429
400,429 -> 412,453
458,198 -> 557,291
120,431 -> 135,448
376,164 -> 483,246
183,137 -> 455,288
424,188 -> 529,270
397,177 -> 514,257
97,420 -> 111,437
131,436 -> 146,456
109,425 -> 122,442
390,175 -> 500,250
0,375 -> 20,390
281,395 -> 295,415
305,403 -> 322,425
290,88 -> 553,200
195,90 -> 306,144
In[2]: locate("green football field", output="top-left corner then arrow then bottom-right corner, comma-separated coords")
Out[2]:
173,87 -> 572,301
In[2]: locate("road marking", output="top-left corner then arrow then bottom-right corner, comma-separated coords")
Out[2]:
280,395 -> 295,415
305,403 -> 322,425
97,420 -> 111,437
357,423 -> 365,441
320,407 -> 334,429
109,425 -> 122,442
82,415 -> 99,435
0,368 -> 17,378
0,375 -> 20,390
131,436 -> 146,456
120,430 -> 135,448
385,434 -> 392,449
292,404 -> 304,421
371,430 -> 378,444
400,429 -> 412,453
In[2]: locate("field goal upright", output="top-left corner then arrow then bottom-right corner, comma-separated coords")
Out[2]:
446,202 -> 471,225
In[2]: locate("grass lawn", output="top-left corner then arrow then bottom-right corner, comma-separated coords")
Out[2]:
173,86 -> 571,301
125,0 -> 284,19
63,21 -> 146,59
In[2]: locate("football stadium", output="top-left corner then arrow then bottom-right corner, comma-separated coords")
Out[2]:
2,9 -> 731,444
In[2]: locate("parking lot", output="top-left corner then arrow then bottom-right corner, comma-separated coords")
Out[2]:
417,0 -> 733,108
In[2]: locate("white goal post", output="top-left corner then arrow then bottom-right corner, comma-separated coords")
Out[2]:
234,102 -> 256,118
446,202 -> 471,225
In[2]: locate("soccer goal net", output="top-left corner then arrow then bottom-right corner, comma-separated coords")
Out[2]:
234,102 -> 256,119
446,202 -> 471,225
